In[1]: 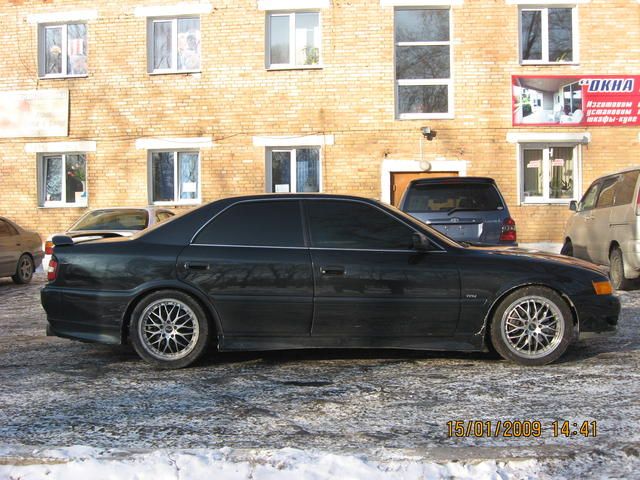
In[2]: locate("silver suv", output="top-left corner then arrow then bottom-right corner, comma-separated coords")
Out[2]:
562,167 -> 640,289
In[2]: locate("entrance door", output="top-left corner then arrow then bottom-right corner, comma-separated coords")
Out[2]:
391,171 -> 458,206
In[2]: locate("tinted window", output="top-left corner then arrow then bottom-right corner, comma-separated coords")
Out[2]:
580,182 -> 600,211
0,220 -> 11,237
72,209 -> 149,231
405,183 -> 504,213
194,201 -> 304,247
306,201 -> 414,250
596,177 -> 617,209
613,171 -> 639,206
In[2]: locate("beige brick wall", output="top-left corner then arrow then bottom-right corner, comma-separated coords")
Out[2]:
0,0 -> 638,243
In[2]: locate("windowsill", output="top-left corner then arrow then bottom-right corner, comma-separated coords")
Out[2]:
38,74 -> 89,80
152,201 -> 202,206
149,70 -> 202,76
397,113 -> 454,120
39,204 -> 88,209
267,65 -> 324,71
520,61 -> 580,67
521,199 -> 575,205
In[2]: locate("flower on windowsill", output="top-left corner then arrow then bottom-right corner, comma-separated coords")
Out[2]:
49,45 -> 62,56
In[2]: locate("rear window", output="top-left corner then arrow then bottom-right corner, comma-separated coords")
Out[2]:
71,209 -> 149,231
404,183 -> 504,213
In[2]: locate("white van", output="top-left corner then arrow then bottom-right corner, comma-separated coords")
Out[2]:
562,167 -> 640,289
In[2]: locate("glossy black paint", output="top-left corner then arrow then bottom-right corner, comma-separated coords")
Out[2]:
42,194 -> 620,353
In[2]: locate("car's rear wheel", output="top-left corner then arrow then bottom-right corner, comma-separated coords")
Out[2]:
490,286 -> 573,366
12,254 -> 34,284
130,290 -> 210,369
609,247 -> 631,290
560,239 -> 573,257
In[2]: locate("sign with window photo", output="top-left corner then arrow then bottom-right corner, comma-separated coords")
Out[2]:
512,75 -> 640,127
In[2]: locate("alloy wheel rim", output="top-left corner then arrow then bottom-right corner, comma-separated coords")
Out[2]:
501,295 -> 564,359
19,258 -> 32,280
139,299 -> 199,360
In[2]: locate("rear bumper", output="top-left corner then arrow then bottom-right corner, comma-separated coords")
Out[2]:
574,293 -> 620,338
41,286 -> 130,345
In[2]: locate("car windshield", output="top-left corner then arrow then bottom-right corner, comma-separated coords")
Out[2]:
405,183 -> 504,213
70,209 -> 149,231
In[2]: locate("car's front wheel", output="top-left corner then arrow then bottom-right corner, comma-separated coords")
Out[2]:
490,286 -> 573,366
130,290 -> 211,369
12,254 -> 34,284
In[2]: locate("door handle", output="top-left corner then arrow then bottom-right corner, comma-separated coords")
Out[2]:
184,262 -> 210,271
320,265 -> 345,276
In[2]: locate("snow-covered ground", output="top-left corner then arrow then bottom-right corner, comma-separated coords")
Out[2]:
0,274 -> 638,479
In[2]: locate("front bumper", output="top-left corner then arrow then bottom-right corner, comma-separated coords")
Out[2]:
573,292 -> 620,339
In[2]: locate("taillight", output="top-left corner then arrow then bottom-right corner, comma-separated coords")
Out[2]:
45,240 -> 54,255
47,257 -> 58,282
500,217 -> 517,242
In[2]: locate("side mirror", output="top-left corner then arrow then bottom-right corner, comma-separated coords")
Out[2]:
412,232 -> 430,251
569,200 -> 577,212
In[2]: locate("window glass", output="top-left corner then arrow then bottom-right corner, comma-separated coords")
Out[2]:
295,13 -> 320,65
177,18 -> 200,70
67,23 -> 87,75
522,149 -> 543,198
152,152 -> 175,202
45,26 -> 63,74
614,171 -> 639,206
271,151 -> 291,192
153,21 -> 172,70
269,15 -> 290,65
406,184 -> 504,213
596,177 -> 617,209
195,201 -> 304,247
548,8 -> 572,62
0,220 -> 11,237
178,152 -> 198,200
395,8 -> 450,117
549,147 -> 574,199
72,209 -> 149,231
296,148 -> 320,192
520,10 -> 542,61
44,155 -> 63,202
268,148 -> 320,193
156,211 -> 174,222
41,154 -> 86,206
306,201 -> 414,250
580,183 -> 599,211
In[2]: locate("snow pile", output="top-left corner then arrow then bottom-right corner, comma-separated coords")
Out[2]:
0,446 -> 541,480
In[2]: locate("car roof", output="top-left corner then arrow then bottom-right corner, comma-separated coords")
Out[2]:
407,176 -> 497,186
598,166 -> 640,179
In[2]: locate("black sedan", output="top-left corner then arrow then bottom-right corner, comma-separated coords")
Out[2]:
42,194 -> 619,369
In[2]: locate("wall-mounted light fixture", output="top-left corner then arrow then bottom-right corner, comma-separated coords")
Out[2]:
421,127 -> 436,141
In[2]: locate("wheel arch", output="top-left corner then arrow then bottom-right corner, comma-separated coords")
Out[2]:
120,281 -> 223,345
481,282 -> 580,349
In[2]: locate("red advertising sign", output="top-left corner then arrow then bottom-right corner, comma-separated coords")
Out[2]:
512,75 -> 640,127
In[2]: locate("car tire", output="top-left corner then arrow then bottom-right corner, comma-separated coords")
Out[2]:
609,247 -> 631,291
130,290 -> 211,369
560,239 -> 573,257
490,286 -> 573,366
11,254 -> 34,284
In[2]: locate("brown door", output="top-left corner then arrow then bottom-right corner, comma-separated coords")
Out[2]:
391,171 -> 458,206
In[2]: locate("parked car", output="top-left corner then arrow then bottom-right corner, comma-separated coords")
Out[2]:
0,217 -> 43,284
44,207 -> 175,265
42,194 -> 619,369
398,177 -> 516,246
562,167 -> 640,290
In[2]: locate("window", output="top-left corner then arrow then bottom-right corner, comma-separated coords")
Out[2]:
578,182 -> 599,211
395,8 -> 452,119
267,12 -> 320,68
0,220 -> 17,237
613,171 -> 639,207
405,183 -> 504,213
596,177 -> 617,209
194,201 -> 304,247
71,209 -> 149,231
156,211 -> 175,222
520,7 -> 575,63
267,147 -> 321,193
150,151 -> 200,204
521,145 -> 578,203
148,17 -> 200,73
306,200 -> 415,250
38,154 -> 87,207
39,23 -> 87,77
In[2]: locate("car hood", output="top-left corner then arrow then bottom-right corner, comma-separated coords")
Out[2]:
466,245 -> 607,275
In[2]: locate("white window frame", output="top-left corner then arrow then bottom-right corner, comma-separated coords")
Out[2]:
147,17 -> 201,74
266,11 -> 322,69
518,6 -> 579,65
38,152 -> 88,208
265,146 -> 323,193
38,23 -> 88,79
518,143 -> 581,205
148,150 -> 202,205
395,7 -> 454,120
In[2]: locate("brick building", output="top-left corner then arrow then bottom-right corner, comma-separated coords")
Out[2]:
0,0 -> 639,244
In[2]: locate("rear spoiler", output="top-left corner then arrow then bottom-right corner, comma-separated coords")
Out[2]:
52,235 -> 74,247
